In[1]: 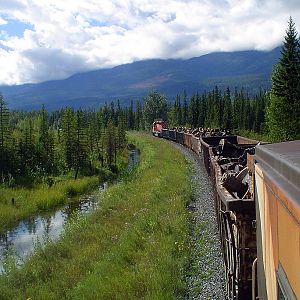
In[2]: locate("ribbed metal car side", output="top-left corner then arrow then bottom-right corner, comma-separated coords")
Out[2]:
254,140 -> 300,300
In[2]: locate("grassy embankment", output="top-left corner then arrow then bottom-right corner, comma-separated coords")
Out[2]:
0,155 -> 128,234
0,132 -> 191,300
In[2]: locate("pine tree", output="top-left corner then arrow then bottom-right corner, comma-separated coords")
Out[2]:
135,100 -> 143,130
106,119 -> 116,168
0,95 -> 11,177
127,100 -> 135,129
117,115 -> 127,150
198,93 -> 207,127
267,17 -> 300,141
37,106 -> 55,175
74,110 -> 87,179
86,112 -> 98,170
189,95 -> 197,127
213,86 -> 222,128
61,108 -> 76,170
182,90 -> 188,125
19,118 -> 36,175
223,87 -> 232,130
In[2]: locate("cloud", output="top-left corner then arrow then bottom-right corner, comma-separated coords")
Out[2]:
0,0 -> 300,85
0,16 -> 7,25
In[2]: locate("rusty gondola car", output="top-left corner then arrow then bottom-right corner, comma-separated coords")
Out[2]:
176,130 -> 184,145
156,125 -> 300,299
200,135 -> 258,299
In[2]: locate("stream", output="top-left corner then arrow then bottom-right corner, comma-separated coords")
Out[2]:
0,149 -> 139,273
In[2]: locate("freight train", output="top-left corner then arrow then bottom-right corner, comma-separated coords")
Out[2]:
152,122 -> 300,300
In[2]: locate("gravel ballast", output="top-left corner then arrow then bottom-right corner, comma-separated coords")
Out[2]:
173,143 -> 225,300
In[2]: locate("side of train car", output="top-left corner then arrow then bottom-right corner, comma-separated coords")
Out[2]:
155,124 -> 300,300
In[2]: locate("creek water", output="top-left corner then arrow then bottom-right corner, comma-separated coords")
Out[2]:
0,150 -> 139,273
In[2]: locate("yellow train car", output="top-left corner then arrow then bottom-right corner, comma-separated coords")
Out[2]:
254,140 -> 300,299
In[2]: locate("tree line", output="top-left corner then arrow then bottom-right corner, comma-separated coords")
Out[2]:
166,87 -> 267,133
0,101 -> 127,185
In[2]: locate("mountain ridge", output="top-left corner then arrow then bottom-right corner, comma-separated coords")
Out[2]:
0,47 -> 281,110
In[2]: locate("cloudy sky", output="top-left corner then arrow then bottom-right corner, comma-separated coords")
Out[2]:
0,0 -> 299,85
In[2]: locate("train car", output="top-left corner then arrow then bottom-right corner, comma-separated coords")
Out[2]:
183,132 -> 192,149
254,140 -> 300,300
152,120 -> 167,137
208,137 -> 258,299
200,135 -> 251,175
200,136 -> 227,174
191,135 -> 201,154
190,130 -> 202,155
161,128 -> 169,139
176,130 -> 184,145
168,129 -> 177,141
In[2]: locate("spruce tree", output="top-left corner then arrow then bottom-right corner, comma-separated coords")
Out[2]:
223,87 -> 232,130
38,106 -> 54,174
61,108 -> 76,170
0,95 -> 11,177
106,119 -> 116,168
182,90 -> 188,125
127,100 -> 135,129
267,17 -> 300,141
74,110 -> 87,179
135,101 -> 143,130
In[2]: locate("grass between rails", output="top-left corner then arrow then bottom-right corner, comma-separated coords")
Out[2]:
0,132 -> 191,300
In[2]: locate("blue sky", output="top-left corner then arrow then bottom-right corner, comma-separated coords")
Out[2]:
0,18 -> 34,38
0,0 -> 300,85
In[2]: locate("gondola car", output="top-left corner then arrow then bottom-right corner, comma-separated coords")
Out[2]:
201,135 -> 258,299
176,129 -> 185,145
168,129 -> 177,141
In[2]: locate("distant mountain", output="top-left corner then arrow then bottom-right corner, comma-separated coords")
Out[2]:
0,47 -> 281,110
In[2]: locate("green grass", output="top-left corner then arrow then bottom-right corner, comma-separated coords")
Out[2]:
0,176 -> 99,233
0,132 -> 191,300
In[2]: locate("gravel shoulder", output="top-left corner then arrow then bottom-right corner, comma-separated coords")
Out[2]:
173,142 -> 225,300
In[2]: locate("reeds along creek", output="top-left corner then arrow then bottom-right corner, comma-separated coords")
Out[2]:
0,149 -> 140,273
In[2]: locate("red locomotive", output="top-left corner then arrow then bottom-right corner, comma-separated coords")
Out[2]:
152,120 -> 167,137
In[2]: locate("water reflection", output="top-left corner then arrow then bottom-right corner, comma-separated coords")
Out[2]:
0,195 -> 99,272
127,150 -> 140,172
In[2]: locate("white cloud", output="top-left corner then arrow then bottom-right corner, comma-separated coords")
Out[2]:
0,16 -> 7,25
0,0 -> 300,85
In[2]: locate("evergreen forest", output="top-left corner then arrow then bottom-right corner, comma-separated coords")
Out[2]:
0,84 -> 278,185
